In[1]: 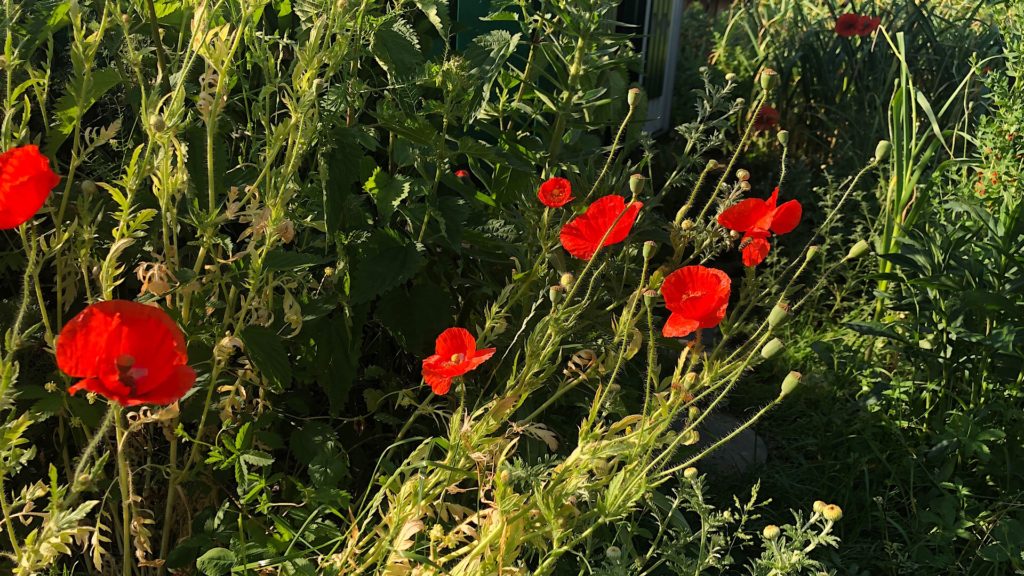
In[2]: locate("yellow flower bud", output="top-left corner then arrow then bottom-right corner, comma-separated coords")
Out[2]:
822,504 -> 843,522
762,524 -> 781,540
683,467 -> 699,480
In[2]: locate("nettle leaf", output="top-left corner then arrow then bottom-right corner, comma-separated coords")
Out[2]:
348,229 -> 425,304
49,68 -> 123,153
464,30 -> 521,115
371,17 -> 423,79
414,0 -> 449,35
237,326 -> 291,388
196,547 -> 236,576
364,167 -> 411,222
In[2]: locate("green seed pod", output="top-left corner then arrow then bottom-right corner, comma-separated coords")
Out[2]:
780,371 -> 802,397
845,240 -> 871,260
762,524 -> 781,540
629,173 -> 645,196
777,130 -> 790,146
642,241 -> 657,261
768,303 -> 790,329
642,289 -> 657,308
759,68 -> 779,92
874,140 -> 892,162
81,180 -> 98,195
627,88 -> 641,108
806,245 -> 820,261
549,285 -> 564,305
761,338 -> 785,359
606,545 -> 622,561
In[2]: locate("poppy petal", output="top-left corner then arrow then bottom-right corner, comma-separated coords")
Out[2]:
742,237 -> 771,267
771,200 -> 802,235
663,312 -> 701,338
468,348 -> 496,369
717,198 -> 770,233
0,145 -> 60,229
433,327 -> 477,359
537,177 -> 573,208
560,195 -> 642,260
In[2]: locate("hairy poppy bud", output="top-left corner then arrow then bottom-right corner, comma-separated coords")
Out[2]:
549,285 -> 564,305
874,140 -> 892,162
768,302 -> 789,329
735,97 -> 746,107
761,338 -> 784,359
759,68 -> 779,92
642,241 -> 657,260
736,168 -> 750,182
706,159 -> 720,171
680,219 -> 694,231
780,371 -> 801,397
725,73 -> 737,82
822,504 -> 843,522
763,525 -> 781,540
806,245 -> 820,261
559,272 -> 575,289
81,180 -> 98,196
629,173 -> 645,196
845,240 -> 871,260
683,466 -> 699,480
777,130 -> 790,146
606,545 -> 622,561
627,88 -> 641,107
150,114 -> 166,132
813,500 -> 827,514
739,181 -> 751,191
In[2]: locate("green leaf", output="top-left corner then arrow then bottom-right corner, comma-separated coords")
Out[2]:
371,18 -> 423,79
48,68 -> 123,155
414,0 -> 449,35
377,280 -> 453,354
464,30 -> 520,116
263,250 -> 326,271
196,547 -> 236,576
364,167 -> 411,222
237,326 -> 291,389
348,230 -> 425,304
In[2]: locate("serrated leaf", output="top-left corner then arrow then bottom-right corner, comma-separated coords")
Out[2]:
263,250 -> 327,271
196,547 -> 236,576
348,230 -> 425,304
237,326 -> 291,388
371,18 -> 423,79
364,167 -> 411,222
414,0 -> 449,35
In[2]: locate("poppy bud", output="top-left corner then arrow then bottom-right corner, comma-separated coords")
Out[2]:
150,114 -> 166,132
725,73 -> 737,82
642,241 -> 657,260
762,524 -> 781,540
806,245 -> 820,261
81,180 -> 98,195
777,130 -> 790,146
627,88 -> 641,108
780,371 -> 801,397
729,230 -> 740,240
822,504 -> 843,522
760,338 -> 784,359
768,302 -> 789,329
559,272 -> 574,289
606,545 -> 622,561
739,181 -> 751,191
874,140 -> 892,162
736,169 -> 750,182
121,13 -> 131,25
549,285 -> 564,305
813,500 -> 827,514
845,240 -> 871,260
683,466 -> 699,480
707,159 -> 719,170
680,219 -> 694,231
629,173 -> 645,196
759,68 -> 779,92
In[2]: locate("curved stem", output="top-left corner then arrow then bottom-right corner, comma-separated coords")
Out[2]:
114,407 -> 133,576
585,100 -> 637,203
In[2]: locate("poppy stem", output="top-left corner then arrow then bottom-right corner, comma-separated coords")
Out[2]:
395,391 -> 435,443
585,97 -> 638,203
113,407 -> 134,576
70,406 -> 116,491
0,476 -> 20,564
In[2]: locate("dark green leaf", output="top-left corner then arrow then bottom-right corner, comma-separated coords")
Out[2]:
237,326 -> 291,388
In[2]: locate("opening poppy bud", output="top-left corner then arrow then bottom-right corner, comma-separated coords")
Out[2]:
763,525 -> 781,540
725,72 -> 737,82
822,504 -> 843,522
759,68 -> 779,92
813,500 -> 827,514
768,302 -> 789,329
606,545 -> 622,561
629,173 -> 645,196
559,272 -> 575,289
549,285 -> 564,305
642,241 -> 657,260
806,245 -> 820,261
777,130 -> 790,146
760,338 -> 784,359
683,466 -> 699,480
780,371 -> 801,397
874,140 -> 892,162
845,239 -> 871,260
150,114 -> 166,132
81,180 -> 98,196
736,169 -> 750,182
627,87 -> 641,108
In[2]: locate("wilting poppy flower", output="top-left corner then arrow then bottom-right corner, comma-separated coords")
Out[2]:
835,13 -> 861,37
454,169 -> 470,179
718,187 -> 801,266
741,236 -> 772,267
559,195 -> 643,260
753,105 -> 780,131
660,266 -> 731,338
0,145 -> 60,229
856,16 -> 881,36
537,177 -> 573,208
421,327 -> 495,395
57,300 -> 195,406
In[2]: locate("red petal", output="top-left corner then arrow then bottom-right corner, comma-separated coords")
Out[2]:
660,266 -> 731,332
771,200 -> 802,235
423,370 -> 453,395
717,198 -> 770,233
537,177 -> 573,208
0,145 -> 60,229
742,237 -> 771,267
468,348 -> 496,370
662,312 -> 700,338
559,195 -> 642,260
433,327 -> 477,359
835,13 -> 861,37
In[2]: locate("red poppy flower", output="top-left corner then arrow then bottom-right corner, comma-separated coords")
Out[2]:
753,105 -> 780,132
454,169 -> 470,179
421,327 -> 495,395
537,176 -> 573,208
660,266 -> 731,338
855,16 -> 881,36
0,145 -> 60,229
718,187 -> 802,266
559,195 -> 643,260
57,300 -> 195,406
835,13 -> 861,37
